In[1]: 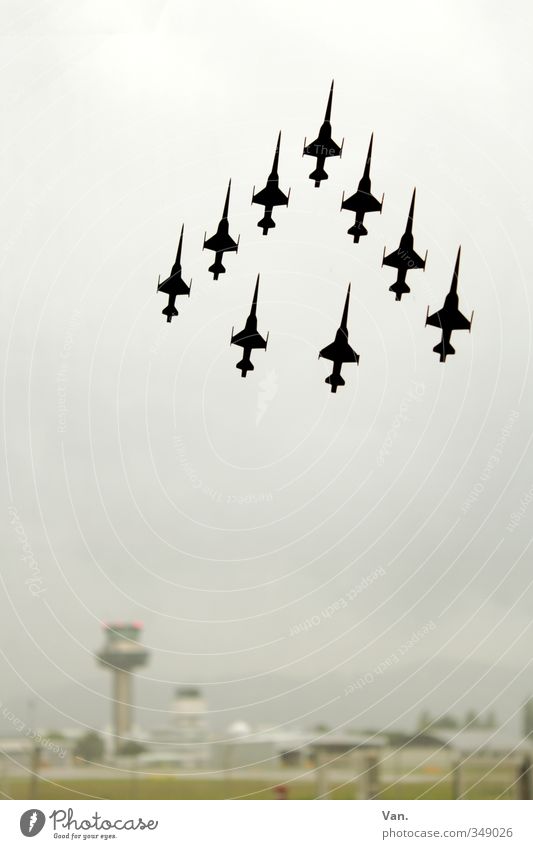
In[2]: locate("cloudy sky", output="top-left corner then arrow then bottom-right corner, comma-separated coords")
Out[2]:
1,0 -> 533,745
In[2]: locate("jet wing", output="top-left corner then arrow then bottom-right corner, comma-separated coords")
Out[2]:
204,232 -> 238,253
319,340 -> 358,363
409,249 -> 426,269
325,138 -> 342,157
158,274 -> 190,296
452,310 -> 471,331
319,342 -> 336,361
426,309 -> 445,329
304,136 -> 322,157
427,308 -> 470,331
364,192 -> 382,213
342,190 -> 381,214
382,248 -> 402,269
252,185 -> 288,208
304,137 -> 341,158
384,247 -> 424,270
232,329 -> 267,349
252,187 -> 270,206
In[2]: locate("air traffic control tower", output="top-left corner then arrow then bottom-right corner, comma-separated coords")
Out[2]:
96,622 -> 149,753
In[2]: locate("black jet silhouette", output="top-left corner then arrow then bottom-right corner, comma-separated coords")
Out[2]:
426,247 -> 473,362
319,284 -> 359,393
303,80 -> 343,187
230,275 -> 269,377
382,189 -> 427,300
156,224 -> 191,322
252,132 -> 290,235
203,180 -> 240,280
340,134 -> 383,243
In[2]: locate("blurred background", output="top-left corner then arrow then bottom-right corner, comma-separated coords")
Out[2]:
1,0 -> 533,799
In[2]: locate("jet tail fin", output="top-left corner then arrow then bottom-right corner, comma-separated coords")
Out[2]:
162,305 -> 178,322
258,211 -> 275,235
433,340 -> 455,362
209,257 -> 226,279
309,165 -> 327,186
325,373 -> 345,393
237,357 -> 254,377
348,222 -> 367,242
389,280 -> 410,301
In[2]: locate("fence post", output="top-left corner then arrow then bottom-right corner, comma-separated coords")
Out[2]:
360,748 -> 380,799
451,758 -> 463,799
517,755 -> 532,800
314,747 -> 329,799
28,744 -> 41,799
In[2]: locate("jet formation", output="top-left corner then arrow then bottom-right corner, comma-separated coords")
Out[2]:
154,80 -> 474,391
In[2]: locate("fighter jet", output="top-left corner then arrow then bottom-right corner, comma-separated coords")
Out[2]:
425,247 -> 473,362
303,80 -> 343,187
230,275 -> 269,378
319,284 -> 359,393
203,180 -> 239,280
156,224 -> 191,322
251,132 -> 290,235
382,189 -> 427,300
340,134 -> 383,243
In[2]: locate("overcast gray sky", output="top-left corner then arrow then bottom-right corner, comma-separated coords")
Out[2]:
1,0 -> 533,742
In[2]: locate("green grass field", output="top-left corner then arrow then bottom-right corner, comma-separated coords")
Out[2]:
3,776 -> 355,801
0,772 -> 518,801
